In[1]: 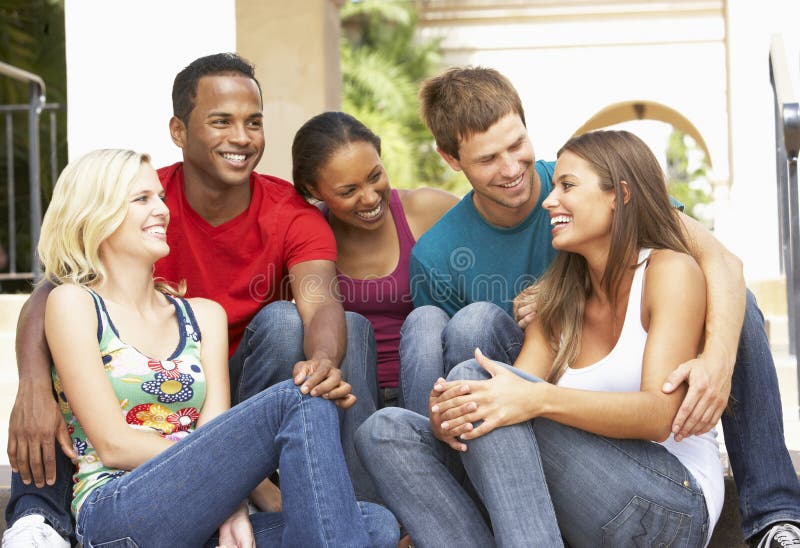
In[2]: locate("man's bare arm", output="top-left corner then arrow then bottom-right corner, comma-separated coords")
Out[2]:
288,260 -> 355,408
7,282 -> 76,487
662,212 -> 745,440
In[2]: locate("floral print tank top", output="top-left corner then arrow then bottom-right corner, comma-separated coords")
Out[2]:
51,289 -> 206,516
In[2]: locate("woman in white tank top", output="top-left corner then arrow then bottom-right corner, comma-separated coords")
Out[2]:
419,130 -> 723,546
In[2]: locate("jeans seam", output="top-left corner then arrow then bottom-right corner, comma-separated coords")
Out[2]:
600,494 -> 698,547
596,436 -> 700,494
727,396 -> 753,523
297,390 -> 333,548
237,322 -> 258,403
745,514 -> 800,540
359,315 -> 373,389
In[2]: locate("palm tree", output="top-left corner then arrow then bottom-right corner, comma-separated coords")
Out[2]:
340,0 -> 469,193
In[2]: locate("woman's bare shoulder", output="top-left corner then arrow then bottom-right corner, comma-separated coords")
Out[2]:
399,187 -> 460,237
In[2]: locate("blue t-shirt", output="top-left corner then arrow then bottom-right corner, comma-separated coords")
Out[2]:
410,160 -> 557,316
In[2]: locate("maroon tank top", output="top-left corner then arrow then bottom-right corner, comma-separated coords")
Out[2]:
335,189 -> 415,387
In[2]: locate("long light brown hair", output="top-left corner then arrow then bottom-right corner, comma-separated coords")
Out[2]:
533,130 -> 691,381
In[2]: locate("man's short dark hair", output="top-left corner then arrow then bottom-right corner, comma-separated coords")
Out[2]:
172,52 -> 262,124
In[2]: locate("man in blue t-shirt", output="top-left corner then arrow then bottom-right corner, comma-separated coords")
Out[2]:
403,66 -> 800,545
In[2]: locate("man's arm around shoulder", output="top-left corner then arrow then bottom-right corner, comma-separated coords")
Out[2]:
662,212 -> 745,440
8,282 -> 76,487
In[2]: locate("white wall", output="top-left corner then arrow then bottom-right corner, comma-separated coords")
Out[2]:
722,0 -> 800,280
64,0 -> 236,168
62,0 -> 800,280
419,1 -> 800,280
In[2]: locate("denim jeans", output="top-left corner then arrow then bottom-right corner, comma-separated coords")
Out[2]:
357,360 -> 710,548
4,300 -> 386,539
398,303 -> 523,417
397,295 -> 800,540
228,300 -> 382,504
4,441 -> 75,540
73,379 -> 396,547
723,291 -> 800,537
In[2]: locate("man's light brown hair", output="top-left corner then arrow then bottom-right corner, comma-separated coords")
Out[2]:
419,66 -> 526,160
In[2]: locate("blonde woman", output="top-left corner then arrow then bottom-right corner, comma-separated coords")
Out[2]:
39,149 -> 396,547
357,131 -> 723,547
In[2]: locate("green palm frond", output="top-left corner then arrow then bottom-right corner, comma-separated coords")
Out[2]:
341,0 -> 412,28
343,102 -> 416,187
341,45 -> 417,120
340,0 -> 450,188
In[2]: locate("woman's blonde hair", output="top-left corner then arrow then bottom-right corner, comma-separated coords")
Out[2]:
39,149 -> 152,288
530,130 -> 691,382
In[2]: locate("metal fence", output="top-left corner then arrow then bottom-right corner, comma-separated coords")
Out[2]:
0,61 -> 63,282
769,35 -> 800,412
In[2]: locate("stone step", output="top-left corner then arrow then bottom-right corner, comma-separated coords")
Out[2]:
0,333 -> 17,473
0,334 -> 16,377
0,475 -> 787,547
749,276 -> 788,317
767,314 -> 789,347
0,294 -> 27,335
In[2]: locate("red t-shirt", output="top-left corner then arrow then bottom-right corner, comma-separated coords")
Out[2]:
155,163 -> 337,355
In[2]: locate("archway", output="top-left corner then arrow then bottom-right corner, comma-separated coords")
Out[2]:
573,100 -> 713,168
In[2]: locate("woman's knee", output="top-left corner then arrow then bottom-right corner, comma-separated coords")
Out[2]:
447,359 -> 490,382
257,379 -> 337,417
354,408 -> 419,458
358,501 -> 400,548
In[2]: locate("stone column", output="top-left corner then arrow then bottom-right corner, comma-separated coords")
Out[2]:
236,0 -> 344,181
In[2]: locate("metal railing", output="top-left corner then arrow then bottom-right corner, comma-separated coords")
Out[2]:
769,34 -> 800,410
0,61 -> 63,282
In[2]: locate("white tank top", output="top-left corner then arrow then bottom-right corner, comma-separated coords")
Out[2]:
557,248 -> 723,538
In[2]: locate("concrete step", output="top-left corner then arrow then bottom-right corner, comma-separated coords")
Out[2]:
0,294 -> 27,334
749,276 -> 788,317
0,475 -> 785,546
0,334 -> 17,473
0,334 -> 17,377
766,314 -> 789,348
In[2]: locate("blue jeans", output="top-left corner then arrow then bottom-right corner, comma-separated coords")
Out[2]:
356,361 -> 709,548
723,291 -> 800,537
398,303 -> 523,417
74,380 -> 396,547
229,300 -> 381,504
4,441 -> 75,540
398,295 -> 800,540
4,300 -> 387,539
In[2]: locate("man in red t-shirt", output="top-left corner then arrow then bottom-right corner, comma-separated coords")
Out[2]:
4,53 -> 380,545
155,54 -> 380,504
155,53 -> 352,405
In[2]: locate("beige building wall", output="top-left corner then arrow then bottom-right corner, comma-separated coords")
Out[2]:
64,1 -> 344,182
415,0 -> 800,280
64,0 -> 237,166
237,0 -> 344,181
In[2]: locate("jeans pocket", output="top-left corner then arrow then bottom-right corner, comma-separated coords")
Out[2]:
90,538 -> 140,548
601,495 -> 693,548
